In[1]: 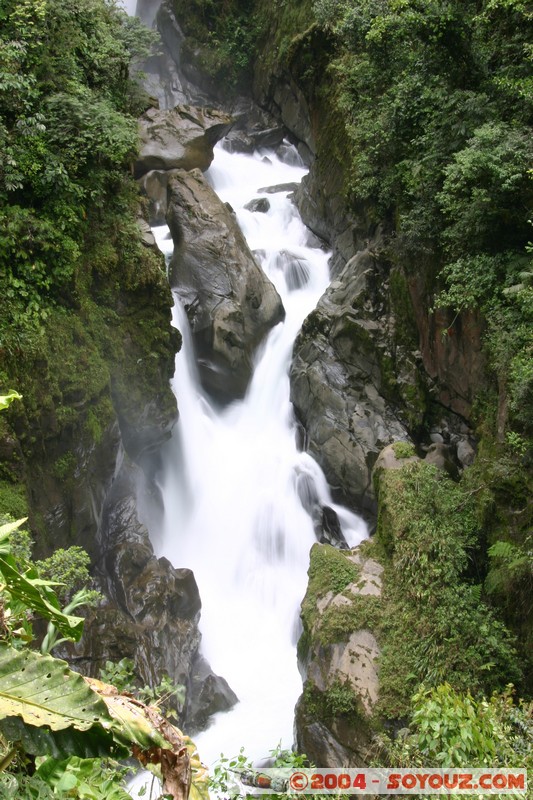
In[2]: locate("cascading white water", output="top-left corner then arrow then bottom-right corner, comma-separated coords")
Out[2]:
151,144 -> 367,767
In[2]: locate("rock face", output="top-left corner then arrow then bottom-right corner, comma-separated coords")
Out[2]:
71,461 -> 237,729
135,105 -> 234,179
295,544 -> 383,767
290,246 -> 419,515
167,168 -> 284,399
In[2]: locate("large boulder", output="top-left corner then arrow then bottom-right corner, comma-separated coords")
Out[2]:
135,105 -> 234,179
295,543 -> 383,767
167,168 -> 285,400
290,246 -> 421,516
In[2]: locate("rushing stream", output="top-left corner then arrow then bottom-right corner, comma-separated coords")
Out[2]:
147,144 -> 367,768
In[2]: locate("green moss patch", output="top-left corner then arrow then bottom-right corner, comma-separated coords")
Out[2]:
302,543 -> 361,618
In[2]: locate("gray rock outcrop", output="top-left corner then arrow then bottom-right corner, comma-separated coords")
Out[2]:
167,168 -> 284,399
290,247 -> 419,515
135,105 -> 234,179
71,461 -> 238,730
295,544 -> 383,767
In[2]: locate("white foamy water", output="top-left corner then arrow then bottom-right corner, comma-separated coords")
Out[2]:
149,145 -> 367,768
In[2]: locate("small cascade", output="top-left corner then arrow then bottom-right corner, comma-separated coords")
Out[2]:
150,144 -> 367,765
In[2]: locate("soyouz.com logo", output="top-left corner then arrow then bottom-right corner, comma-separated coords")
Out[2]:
235,768 -> 527,795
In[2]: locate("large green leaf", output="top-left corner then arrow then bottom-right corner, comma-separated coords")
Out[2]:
0,644 -> 112,733
0,645 -> 185,764
0,715 -> 125,759
0,554 -> 84,641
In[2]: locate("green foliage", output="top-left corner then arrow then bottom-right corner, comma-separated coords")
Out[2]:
0,484 -> 28,523
486,284 -> 533,439
99,658 -> 137,695
391,441 -> 416,459
323,679 -> 360,717
486,536 -> 533,600
0,392 -> 22,411
437,122 -> 533,260
99,658 -> 186,719
0,519 -> 85,647
0,0 -> 156,355
40,588 -> 102,656
173,0 -> 265,91
375,462 -> 521,718
209,743 -> 309,800
317,594 -> 382,646
137,673 -> 186,715
0,770 -> 56,799
35,756 -> 132,800
35,547 -> 99,606
379,683 -> 533,771
304,542 -> 360,600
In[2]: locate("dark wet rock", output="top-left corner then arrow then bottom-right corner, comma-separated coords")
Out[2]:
138,169 -> 170,226
167,168 -> 284,400
223,131 -> 255,155
257,182 -> 300,194
320,505 -> 348,549
276,142 -> 305,167
69,461 -> 237,726
254,65 -> 316,156
290,247 -> 415,515
138,216 -> 157,248
185,654 -> 239,733
249,126 -> 286,150
456,438 -> 476,467
272,250 -> 311,290
95,464 -> 201,687
423,442 -> 459,479
135,105 -> 233,179
244,197 -> 271,214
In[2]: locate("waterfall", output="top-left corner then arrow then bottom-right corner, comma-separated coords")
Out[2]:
120,0 -> 137,15
148,144 -> 367,767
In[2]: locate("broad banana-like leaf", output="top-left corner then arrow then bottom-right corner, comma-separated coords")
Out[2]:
0,554 -> 84,641
0,649 -> 196,798
0,643 -> 113,731
183,734 -> 210,800
0,644 -> 125,758
0,714 -> 125,759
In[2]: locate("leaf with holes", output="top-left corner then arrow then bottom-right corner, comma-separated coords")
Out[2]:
0,643 -> 119,757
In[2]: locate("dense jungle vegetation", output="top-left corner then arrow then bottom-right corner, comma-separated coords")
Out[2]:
0,0 -> 156,353
0,0 -> 176,550
0,2 -> 183,796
